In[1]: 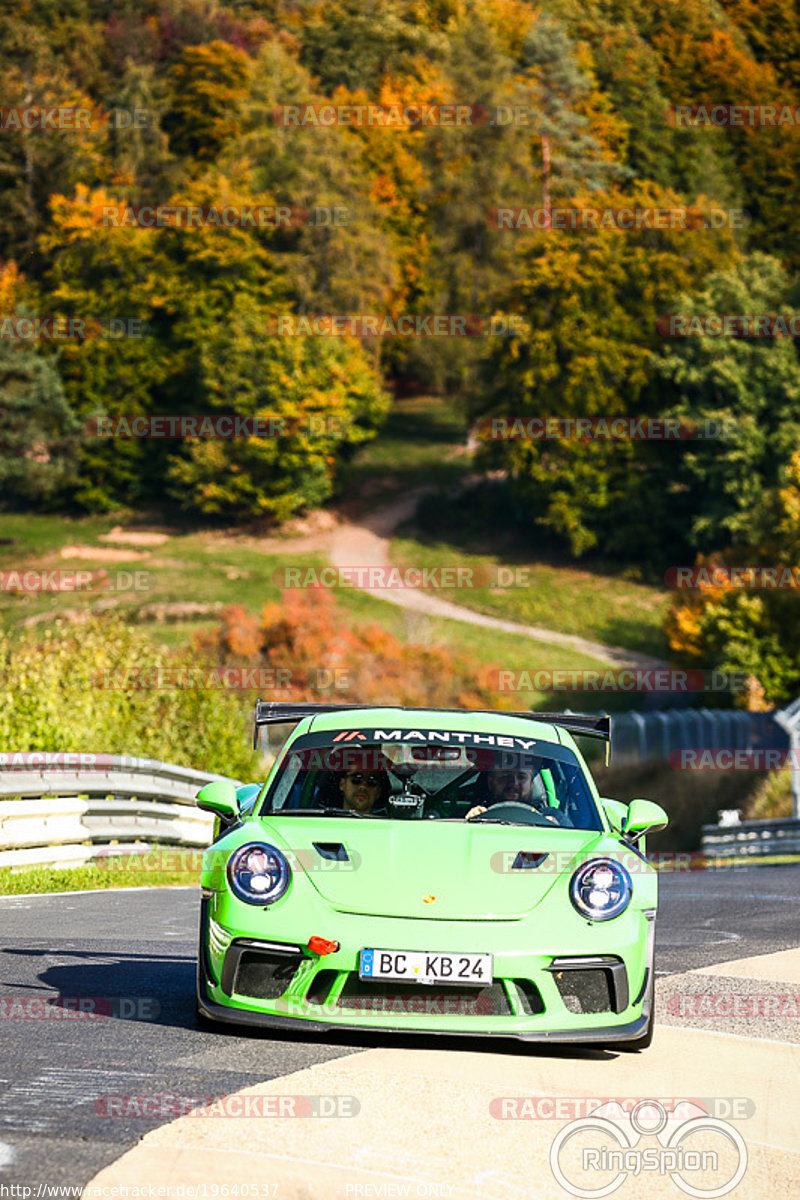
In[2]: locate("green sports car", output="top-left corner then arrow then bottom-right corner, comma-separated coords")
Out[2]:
195,703 -> 668,1047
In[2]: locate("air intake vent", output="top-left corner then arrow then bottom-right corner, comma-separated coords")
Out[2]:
547,956 -> 629,1014
510,851 -> 548,870
232,951 -> 302,1000
312,842 -> 349,861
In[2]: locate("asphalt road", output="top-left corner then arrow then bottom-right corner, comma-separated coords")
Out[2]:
0,865 -> 798,1190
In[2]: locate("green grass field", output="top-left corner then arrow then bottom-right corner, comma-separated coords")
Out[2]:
389,534 -> 671,660
335,394 -> 472,506
0,849 -> 202,894
0,516 -> 330,642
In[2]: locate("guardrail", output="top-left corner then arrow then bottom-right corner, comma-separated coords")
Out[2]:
0,755 -> 240,869
701,816 -> 800,861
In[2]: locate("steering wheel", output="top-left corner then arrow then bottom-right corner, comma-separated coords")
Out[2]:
469,801 -> 571,827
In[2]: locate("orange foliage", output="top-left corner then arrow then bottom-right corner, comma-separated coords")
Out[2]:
197,588 -> 496,709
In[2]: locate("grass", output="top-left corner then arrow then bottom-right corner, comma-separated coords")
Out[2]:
389,534 -> 671,660
335,394 -> 471,507
744,768 -> 793,820
0,512 -> 119,561
0,518 -> 331,644
0,848 -> 202,894
334,581 -> 628,709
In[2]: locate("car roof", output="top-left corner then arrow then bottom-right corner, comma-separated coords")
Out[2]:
287,707 -> 571,748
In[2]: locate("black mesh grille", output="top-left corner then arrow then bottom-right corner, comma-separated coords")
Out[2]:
232,951 -> 302,1000
552,968 -> 613,1014
335,975 -> 511,1016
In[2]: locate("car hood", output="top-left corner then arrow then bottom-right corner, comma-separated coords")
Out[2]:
260,817 -> 618,919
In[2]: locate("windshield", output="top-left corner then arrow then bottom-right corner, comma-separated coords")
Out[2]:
258,729 -> 604,830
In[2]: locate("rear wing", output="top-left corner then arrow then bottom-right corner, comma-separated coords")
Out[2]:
253,701 -> 610,760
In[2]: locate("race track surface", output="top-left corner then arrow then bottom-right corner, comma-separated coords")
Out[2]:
0,867 -> 798,1197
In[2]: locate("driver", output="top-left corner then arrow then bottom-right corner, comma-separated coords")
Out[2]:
465,761 -> 560,822
339,767 -> 389,814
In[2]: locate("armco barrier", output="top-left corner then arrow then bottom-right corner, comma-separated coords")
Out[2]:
0,755 -> 241,869
701,816 -> 800,860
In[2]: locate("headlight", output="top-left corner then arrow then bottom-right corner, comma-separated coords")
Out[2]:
570,858 -> 632,921
227,842 -> 291,905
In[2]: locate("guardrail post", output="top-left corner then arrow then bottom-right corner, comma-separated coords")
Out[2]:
774,699 -> 800,821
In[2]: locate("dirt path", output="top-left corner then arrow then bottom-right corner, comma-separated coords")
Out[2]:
200,488 -> 666,668
327,491 -> 667,669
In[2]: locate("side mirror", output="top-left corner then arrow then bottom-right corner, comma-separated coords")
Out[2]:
196,779 -> 238,821
622,798 -> 668,839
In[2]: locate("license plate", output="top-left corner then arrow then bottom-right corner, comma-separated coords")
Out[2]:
359,948 -> 492,985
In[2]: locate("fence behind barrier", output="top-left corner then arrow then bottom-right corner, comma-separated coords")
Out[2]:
609,707 -> 786,765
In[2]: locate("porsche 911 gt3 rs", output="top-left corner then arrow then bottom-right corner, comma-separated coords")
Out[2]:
195,703 -> 667,1047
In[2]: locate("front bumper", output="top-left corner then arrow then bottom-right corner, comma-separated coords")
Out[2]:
197,898 -> 655,1043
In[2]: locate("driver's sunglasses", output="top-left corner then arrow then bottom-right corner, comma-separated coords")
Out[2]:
347,772 -> 381,786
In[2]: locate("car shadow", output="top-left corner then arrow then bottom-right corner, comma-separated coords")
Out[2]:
2,945 -> 199,1031
3,946 -> 624,1059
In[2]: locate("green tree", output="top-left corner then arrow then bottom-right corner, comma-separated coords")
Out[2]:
163,40 -> 250,161
655,252 -> 800,552
0,331 -> 79,507
300,0 -> 447,93
167,293 -> 390,519
474,183 -> 737,558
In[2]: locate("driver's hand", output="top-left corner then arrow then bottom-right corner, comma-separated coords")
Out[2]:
465,805 -> 487,820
